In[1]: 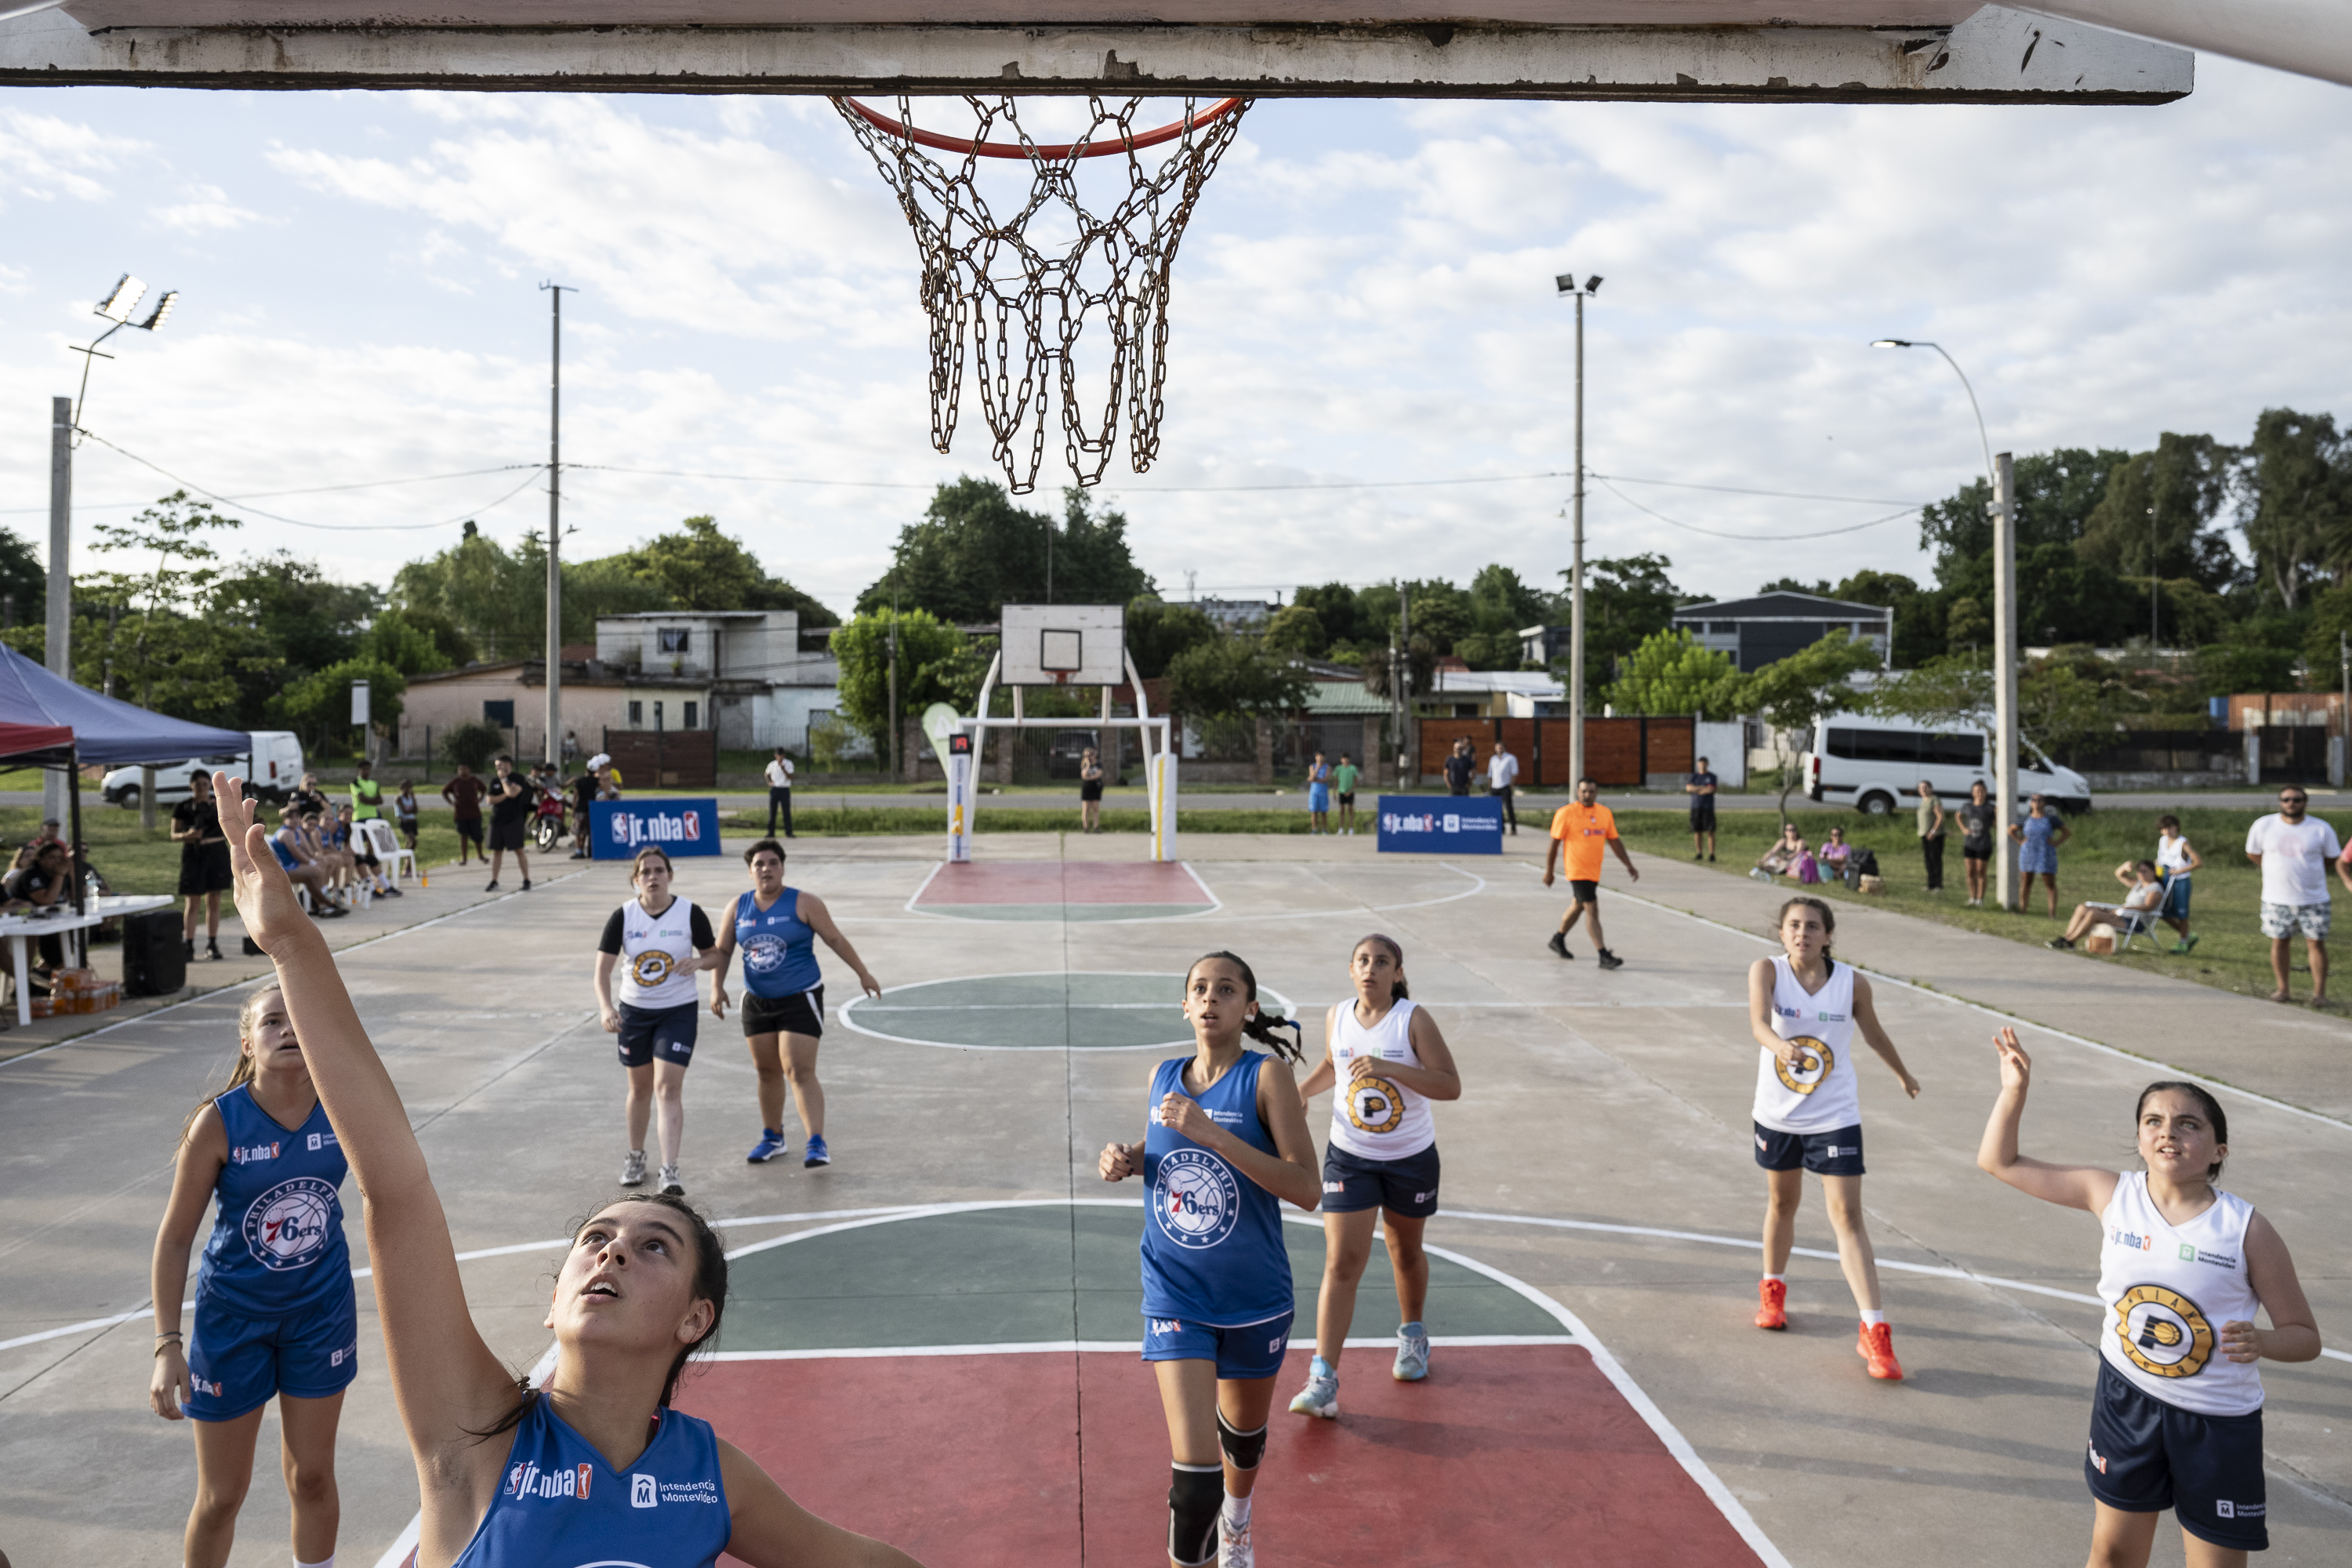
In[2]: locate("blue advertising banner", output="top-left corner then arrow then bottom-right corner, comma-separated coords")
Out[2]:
590,798 -> 723,859
1375,794 -> 1504,855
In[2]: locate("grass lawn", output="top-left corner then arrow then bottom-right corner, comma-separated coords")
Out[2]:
13,807 -> 488,898
1607,806 -> 2335,1010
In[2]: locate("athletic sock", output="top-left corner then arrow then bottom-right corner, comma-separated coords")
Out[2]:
1222,1494 -> 1252,1530
1763,1273 -> 1784,1283
1308,1354 -> 1335,1380
1399,1320 -> 1424,1338
1860,1309 -> 1887,1327
296,1555 -> 336,1568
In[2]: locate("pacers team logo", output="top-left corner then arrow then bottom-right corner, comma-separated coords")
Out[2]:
243,1177 -> 338,1271
630,950 -> 676,988
1774,1035 -> 1834,1096
1152,1148 -> 1240,1250
2112,1284 -> 2215,1378
1344,1073 -> 1406,1135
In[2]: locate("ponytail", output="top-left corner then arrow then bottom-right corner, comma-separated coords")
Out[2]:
1185,950 -> 1305,1063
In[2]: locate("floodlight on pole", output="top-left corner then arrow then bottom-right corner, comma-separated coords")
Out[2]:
71,269 -> 181,437
1556,270 -> 1604,789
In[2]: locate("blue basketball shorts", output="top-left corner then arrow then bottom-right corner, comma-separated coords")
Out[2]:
617,1000 -> 699,1069
1753,1121 -> 1865,1177
1321,1142 -> 1441,1218
2085,1358 -> 2266,1552
187,1287 -> 359,1422
1142,1309 -> 1295,1381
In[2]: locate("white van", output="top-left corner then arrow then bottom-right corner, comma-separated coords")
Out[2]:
1802,713 -> 2091,817
100,731 -> 307,808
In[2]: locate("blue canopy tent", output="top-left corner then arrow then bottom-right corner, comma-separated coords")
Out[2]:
0,644 -> 250,920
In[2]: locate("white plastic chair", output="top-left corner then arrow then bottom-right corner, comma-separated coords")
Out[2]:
363,818 -> 416,887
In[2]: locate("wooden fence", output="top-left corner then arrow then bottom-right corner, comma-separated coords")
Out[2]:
1417,715 -> 1695,787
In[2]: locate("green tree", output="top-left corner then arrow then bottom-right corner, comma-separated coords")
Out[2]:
2078,434 -> 2241,596
1395,579 -> 1471,659
860,481 -> 1151,623
619,516 -> 837,622
78,492 -> 285,720
212,550 -> 377,678
361,608 -> 460,677
1826,568 -> 1943,668
1726,631 -> 1884,820
1605,630 -> 1739,717
271,656 -> 408,753
0,526 -> 44,632
1125,597 -> 1218,679
831,609 -> 972,743
1290,583 -> 1375,654
1918,448 -> 2129,575
1866,652 -> 1995,731
1163,637 -> 1311,720
1556,554 -> 1685,700
391,522 -> 542,660
1262,604 -> 1327,658
439,720 -> 508,772
2239,408 -> 2350,611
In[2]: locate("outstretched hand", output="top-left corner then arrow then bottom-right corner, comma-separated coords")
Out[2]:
216,773 -> 310,956
1991,1026 -> 2032,1094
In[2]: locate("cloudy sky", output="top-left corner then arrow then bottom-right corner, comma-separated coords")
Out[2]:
3,49 -> 2349,618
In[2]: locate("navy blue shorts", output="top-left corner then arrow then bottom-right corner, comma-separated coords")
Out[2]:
2086,1359 -> 2266,1551
187,1288 -> 359,1422
1142,1310 -> 1294,1381
1753,1121 -> 1865,1176
1321,1142 -> 1441,1218
617,1000 -> 699,1069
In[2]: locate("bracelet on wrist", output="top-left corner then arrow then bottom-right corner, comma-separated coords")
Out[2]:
154,1330 -> 182,1341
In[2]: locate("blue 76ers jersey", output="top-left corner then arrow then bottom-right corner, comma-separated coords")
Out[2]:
734,888 -> 822,998
452,1397 -> 732,1568
1139,1053 -> 1294,1327
197,1084 -> 352,1319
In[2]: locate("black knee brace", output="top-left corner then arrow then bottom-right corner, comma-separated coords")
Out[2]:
1217,1409 -> 1268,1472
1167,1464 -> 1223,1566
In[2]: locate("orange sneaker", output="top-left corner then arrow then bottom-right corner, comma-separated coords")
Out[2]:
1753,1278 -> 1788,1330
1857,1321 -> 1904,1381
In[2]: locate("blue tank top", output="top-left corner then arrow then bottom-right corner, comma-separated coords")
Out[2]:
451,1397 -> 732,1568
197,1083 -> 353,1319
734,888 -> 820,998
1139,1052 -> 1294,1327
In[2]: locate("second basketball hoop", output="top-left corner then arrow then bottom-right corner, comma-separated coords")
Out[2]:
833,94 -> 1250,495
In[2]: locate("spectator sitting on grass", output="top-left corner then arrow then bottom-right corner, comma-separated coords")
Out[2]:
1751,822 -> 1807,881
2046,860 -> 2163,951
1819,826 -> 1854,880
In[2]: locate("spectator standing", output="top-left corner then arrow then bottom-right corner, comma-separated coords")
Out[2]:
568,763 -> 601,859
1953,781 -> 1998,907
1080,746 -> 1109,835
2154,813 -> 2201,953
441,762 -> 486,866
1915,780 -> 1947,894
2009,793 -> 2070,916
1541,778 -> 1639,969
348,759 -> 386,822
764,746 -> 797,838
1303,750 -> 1332,836
171,771 -> 234,963
484,754 -> 535,892
1685,757 -> 1718,860
2245,787 -> 2339,1007
1331,752 -> 1362,837
1443,737 -> 1475,797
1486,740 -> 1521,836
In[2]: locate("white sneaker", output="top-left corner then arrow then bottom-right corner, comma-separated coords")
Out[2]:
619,1149 -> 646,1186
1288,1368 -> 1338,1418
1218,1514 -> 1254,1568
658,1163 -> 684,1196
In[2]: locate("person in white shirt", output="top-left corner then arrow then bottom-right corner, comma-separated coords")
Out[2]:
2243,788 -> 2341,1007
2046,859 -> 2164,951
764,746 -> 797,839
1486,741 -> 1521,836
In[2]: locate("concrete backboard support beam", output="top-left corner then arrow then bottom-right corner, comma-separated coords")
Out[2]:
0,6 -> 2190,101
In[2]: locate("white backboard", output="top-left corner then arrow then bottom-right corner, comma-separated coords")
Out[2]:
1001,604 -> 1126,687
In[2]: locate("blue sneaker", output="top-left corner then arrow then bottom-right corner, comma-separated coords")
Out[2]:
746,1127 -> 789,1163
802,1134 -> 830,1168
1394,1323 -> 1430,1381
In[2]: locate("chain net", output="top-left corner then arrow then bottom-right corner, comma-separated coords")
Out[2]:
833,95 -> 1250,494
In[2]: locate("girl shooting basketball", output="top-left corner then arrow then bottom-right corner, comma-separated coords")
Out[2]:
1290,934 -> 1460,1418
1748,896 -> 1920,1379
150,983 -> 354,1568
205,775 -> 924,1568
1100,952 -> 1320,1568
1978,1028 -> 2318,1566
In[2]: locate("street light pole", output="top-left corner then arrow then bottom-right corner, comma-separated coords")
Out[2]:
541,281 -> 575,770
1558,273 -> 1603,787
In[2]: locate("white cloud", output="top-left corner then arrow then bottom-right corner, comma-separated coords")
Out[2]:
152,184 -> 262,232
0,107 -> 149,206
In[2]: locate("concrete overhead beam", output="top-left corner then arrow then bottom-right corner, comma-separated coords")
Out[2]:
2020,0 -> 2352,89
0,5 -> 2190,101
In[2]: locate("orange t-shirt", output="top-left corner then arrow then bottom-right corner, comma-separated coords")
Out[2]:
1549,802 -> 1618,881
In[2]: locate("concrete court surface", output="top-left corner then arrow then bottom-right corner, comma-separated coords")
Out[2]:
1,829 -> 2347,1566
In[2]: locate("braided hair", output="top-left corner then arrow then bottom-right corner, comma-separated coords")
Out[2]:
1184,950 -> 1305,1063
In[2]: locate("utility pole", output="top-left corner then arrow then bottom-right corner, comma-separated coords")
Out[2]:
2148,503 -> 2160,646
541,281 -> 575,770
1570,289 -> 1587,789
887,567 -> 901,782
1993,452 -> 2020,913
1397,583 -> 1412,785
2339,630 -> 2349,788
45,396 -> 72,826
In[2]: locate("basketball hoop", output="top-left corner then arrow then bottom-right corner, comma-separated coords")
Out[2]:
833,93 -> 1251,495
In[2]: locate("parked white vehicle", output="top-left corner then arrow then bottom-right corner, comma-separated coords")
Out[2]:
100,731 -> 307,808
1802,713 -> 2091,817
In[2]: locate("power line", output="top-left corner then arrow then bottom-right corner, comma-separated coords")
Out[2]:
1590,475 -> 1918,542
0,462 -> 535,515
69,429 -> 545,533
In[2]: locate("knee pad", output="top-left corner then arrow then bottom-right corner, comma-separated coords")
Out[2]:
1167,1464 -> 1223,1566
1217,1409 -> 1268,1472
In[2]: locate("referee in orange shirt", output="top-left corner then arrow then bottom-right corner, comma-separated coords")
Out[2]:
1542,777 -> 1639,969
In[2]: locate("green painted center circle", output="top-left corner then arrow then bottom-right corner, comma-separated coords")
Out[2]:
841,971 -> 1293,1052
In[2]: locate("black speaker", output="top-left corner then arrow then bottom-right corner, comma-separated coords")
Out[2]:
122,909 -> 187,997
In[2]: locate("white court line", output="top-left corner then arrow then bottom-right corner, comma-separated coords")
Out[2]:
901,858 -> 1225,925
837,971 -> 1292,1053
706,1334 -> 1577,1362
1216,862 -> 1490,922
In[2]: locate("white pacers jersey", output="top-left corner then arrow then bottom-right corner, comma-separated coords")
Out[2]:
619,895 -> 702,1010
1326,997 -> 1437,1161
2096,1172 -> 2263,1416
1751,956 -> 1860,1134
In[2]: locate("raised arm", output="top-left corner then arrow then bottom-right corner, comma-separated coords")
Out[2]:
1849,974 -> 1919,1099
213,777 -> 518,1474
1975,1027 -> 2118,1213
799,891 -> 881,1000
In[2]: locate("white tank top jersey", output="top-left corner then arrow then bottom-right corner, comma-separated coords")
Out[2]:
2158,835 -> 2194,875
1326,996 -> 1437,1161
619,895 -> 702,1010
2096,1172 -> 2264,1416
1751,956 -> 1861,1135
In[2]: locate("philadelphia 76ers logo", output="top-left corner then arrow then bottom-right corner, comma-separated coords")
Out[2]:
1151,1149 -> 1241,1250
244,1177 -> 339,1271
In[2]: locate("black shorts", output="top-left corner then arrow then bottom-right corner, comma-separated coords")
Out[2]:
1337,793 -> 1356,807
1690,804 -> 1716,831
1568,879 -> 1599,905
1963,837 -> 1994,862
2086,1359 -> 2267,1552
743,986 -> 823,1040
396,816 -> 419,840
456,815 -> 485,844
616,1000 -> 699,1069
1321,1142 -> 1440,1218
1079,781 -> 1104,802
487,818 -> 528,852
178,840 -> 234,896
1753,1120 -> 1865,1176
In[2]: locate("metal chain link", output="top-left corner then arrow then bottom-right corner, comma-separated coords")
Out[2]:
833,94 -> 1250,494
